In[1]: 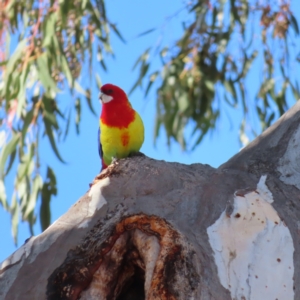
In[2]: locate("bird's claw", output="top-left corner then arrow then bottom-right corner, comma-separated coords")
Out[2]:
111,157 -> 119,165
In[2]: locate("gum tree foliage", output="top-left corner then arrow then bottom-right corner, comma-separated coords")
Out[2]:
132,0 -> 300,148
0,0 -> 120,242
0,0 -> 299,242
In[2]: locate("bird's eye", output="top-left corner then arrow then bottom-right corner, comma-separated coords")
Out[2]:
107,89 -> 113,94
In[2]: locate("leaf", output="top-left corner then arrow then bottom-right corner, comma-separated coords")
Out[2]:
23,174 -> 43,219
61,53 -> 74,88
159,47 -> 169,62
85,88 -> 97,116
178,94 -> 189,112
5,72 -> 20,110
266,112 -> 275,126
17,150 -> 35,186
74,81 -> 88,96
189,2 -> 200,12
75,97 -> 81,134
37,55 -> 60,93
40,167 -> 57,231
17,63 -> 30,118
145,71 -> 159,97
42,11 -> 57,47
204,80 -> 215,92
0,60 -> 7,67
40,184 -> 51,231
224,80 -> 237,103
111,24 -> 126,43
136,28 -> 156,38
95,73 -> 102,89
18,177 -> 30,212
212,6 -> 218,30
28,215 -> 36,236
63,107 -> 72,141
291,83 -> 300,100
129,63 -> 150,95
21,106 -> 35,143
0,133 -> 20,178
0,180 -> 8,210
242,50 -> 258,77
5,148 -> 16,176
81,0 -> 88,9
43,116 -> 66,163
224,93 -> 235,107
132,48 -> 150,71
4,39 -> 27,83
290,14 -> 299,35
140,63 -> 150,79
10,192 -> 19,245
154,115 -> 162,145
97,49 -> 107,71
239,81 -> 246,112
230,0 -> 242,25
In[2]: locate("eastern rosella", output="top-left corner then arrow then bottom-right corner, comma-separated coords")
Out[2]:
98,83 -> 144,170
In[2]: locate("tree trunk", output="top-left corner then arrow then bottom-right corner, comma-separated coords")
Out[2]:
1,102 -> 300,300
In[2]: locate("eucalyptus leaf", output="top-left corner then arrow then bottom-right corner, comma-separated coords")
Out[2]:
37,55 -> 60,93
0,0 -> 118,242
10,192 -> 19,245
0,180 -> 8,210
23,175 -> 43,219
0,134 -> 20,178
43,117 -> 66,163
75,97 -> 81,134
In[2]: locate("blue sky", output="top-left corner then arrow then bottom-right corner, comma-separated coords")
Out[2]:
0,0 -> 299,262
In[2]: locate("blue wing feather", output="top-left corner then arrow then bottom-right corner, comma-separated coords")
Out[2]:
98,127 -> 103,159
98,126 -> 107,170
98,127 -> 107,172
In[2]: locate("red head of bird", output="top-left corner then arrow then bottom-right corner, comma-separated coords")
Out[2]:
99,83 -> 135,128
99,83 -> 129,106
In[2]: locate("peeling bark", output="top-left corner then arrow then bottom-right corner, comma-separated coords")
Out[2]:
2,102 -> 300,300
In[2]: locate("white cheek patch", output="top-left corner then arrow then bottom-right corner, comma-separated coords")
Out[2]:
101,93 -> 113,103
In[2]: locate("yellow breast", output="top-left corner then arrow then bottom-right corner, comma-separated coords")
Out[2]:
100,112 -> 144,166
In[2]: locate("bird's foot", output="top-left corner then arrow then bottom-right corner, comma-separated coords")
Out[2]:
111,156 -> 119,165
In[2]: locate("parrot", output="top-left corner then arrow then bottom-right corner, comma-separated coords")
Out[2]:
98,83 -> 144,170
